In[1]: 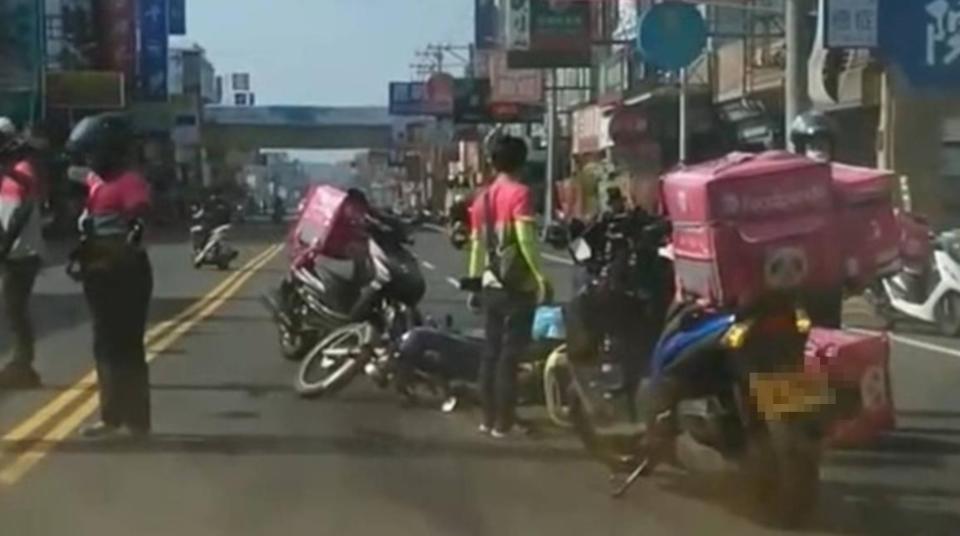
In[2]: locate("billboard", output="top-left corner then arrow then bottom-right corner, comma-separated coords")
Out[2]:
96,0 -> 136,79
137,0 -> 169,101
46,71 -> 126,109
454,78 -> 543,124
506,0 -> 592,69
489,49 -> 543,105
389,82 -> 427,116
475,0 -> 498,49
424,73 -> 455,116
0,0 -> 43,90
389,78 -> 453,117
168,0 -> 186,35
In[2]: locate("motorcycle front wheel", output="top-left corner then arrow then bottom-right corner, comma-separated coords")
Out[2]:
295,323 -> 367,399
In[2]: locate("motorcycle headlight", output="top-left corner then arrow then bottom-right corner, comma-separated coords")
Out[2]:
795,307 -> 812,334
722,321 -> 754,350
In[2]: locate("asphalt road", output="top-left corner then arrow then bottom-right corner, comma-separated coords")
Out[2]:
0,224 -> 958,536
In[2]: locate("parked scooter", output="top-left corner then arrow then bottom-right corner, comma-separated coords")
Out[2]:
190,205 -> 238,270
869,220 -> 960,336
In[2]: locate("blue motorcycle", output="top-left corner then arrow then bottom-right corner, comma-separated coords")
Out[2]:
568,297 -> 829,527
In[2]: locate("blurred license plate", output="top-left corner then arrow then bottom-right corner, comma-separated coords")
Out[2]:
750,373 -> 833,421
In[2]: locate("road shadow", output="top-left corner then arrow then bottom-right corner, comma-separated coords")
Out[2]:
0,295 -> 223,405
1,430 -> 590,464
654,469 -> 960,535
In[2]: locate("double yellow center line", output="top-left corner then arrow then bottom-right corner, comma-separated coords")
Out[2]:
0,243 -> 283,485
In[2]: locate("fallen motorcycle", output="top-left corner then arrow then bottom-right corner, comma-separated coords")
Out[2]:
191,223 -> 238,270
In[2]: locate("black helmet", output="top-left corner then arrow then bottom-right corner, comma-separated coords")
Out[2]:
66,113 -> 135,172
789,110 -> 838,146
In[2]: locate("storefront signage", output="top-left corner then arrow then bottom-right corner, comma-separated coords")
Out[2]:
472,48 -> 493,79
46,71 -> 126,109
608,106 -> 650,144
424,73 -> 455,116
0,0 -> 42,91
453,78 -> 543,124
475,0 -> 498,49
389,82 -> 427,116
506,0 -> 592,69
505,0 -> 532,50
97,0 -> 136,78
879,0 -> 960,89
137,0 -> 169,101
598,50 -> 629,104
169,0 -> 186,35
489,50 -> 543,105
825,0 -> 878,48
573,105 -> 604,155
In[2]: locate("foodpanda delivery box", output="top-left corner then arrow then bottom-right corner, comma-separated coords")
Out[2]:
829,164 -> 901,289
805,328 -> 895,448
288,185 -> 369,260
661,151 -> 842,307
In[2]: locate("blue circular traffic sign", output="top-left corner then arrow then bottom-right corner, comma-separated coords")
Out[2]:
637,2 -> 707,71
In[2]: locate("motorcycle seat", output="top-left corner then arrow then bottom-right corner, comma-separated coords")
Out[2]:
307,259 -> 363,314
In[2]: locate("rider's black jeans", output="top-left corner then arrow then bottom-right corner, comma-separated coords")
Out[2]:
83,251 -> 153,431
480,288 -> 535,432
2,255 -> 41,366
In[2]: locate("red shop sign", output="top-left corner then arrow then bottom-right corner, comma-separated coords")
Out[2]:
609,107 -> 650,144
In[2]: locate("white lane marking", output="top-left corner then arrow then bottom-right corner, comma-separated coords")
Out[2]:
544,252 -> 573,266
421,260 -> 436,271
446,277 -> 461,289
424,223 -> 446,233
849,328 -> 960,358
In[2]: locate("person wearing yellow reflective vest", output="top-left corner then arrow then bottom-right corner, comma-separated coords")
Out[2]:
467,135 -> 552,439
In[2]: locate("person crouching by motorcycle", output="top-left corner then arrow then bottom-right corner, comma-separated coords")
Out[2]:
467,135 -> 552,439
791,110 -> 843,328
65,113 -> 154,440
564,189 -> 673,404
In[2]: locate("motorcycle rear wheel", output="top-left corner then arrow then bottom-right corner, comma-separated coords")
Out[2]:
295,323 -> 366,399
743,420 -> 821,529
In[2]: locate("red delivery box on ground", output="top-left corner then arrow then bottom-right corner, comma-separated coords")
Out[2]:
288,185 -> 369,260
829,163 -> 901,289
661,151 -> 842,307
805,328 -> 896,448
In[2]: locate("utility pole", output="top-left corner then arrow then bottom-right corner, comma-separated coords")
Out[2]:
784,0 -> 811,151
544,69 -> 558,231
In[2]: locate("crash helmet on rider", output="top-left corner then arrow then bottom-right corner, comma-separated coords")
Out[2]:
66,112 -> 137,177
789,110 -> 839,163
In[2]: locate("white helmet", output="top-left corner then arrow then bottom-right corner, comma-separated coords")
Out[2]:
0,117 -> 16,141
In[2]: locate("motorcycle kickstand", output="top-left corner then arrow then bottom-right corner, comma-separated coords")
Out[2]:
610,458 -> 652,499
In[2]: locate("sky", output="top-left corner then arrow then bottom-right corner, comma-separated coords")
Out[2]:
185,1 -> 473,162
186,0 -> 473,106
